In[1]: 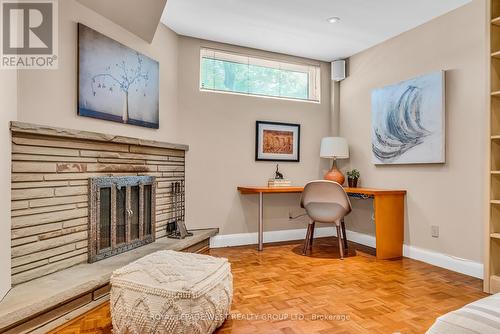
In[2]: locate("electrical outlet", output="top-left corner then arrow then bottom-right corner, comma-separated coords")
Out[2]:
431,225 -> 439,238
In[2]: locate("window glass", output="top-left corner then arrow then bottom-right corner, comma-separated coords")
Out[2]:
99,187 -> 111,250
200,48 -> 320,102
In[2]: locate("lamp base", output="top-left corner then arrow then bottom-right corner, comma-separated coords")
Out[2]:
324,166 -> 345,185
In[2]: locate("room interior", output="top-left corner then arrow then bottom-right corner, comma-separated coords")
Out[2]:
0,0 -> 495,333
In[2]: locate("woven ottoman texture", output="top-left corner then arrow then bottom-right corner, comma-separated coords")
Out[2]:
110,250 -> 233,334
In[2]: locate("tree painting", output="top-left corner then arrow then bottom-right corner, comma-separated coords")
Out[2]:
91,54 -> 149,123
78,24 -> 159,129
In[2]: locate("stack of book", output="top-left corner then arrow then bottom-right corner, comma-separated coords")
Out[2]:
268,178 -> 292,187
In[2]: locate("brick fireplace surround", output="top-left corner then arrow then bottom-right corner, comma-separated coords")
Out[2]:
0,122 -> 218,333
10,121 -> 189,285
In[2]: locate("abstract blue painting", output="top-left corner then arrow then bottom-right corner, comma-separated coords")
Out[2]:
78,24 -> 159,129
371,71 -> 445,164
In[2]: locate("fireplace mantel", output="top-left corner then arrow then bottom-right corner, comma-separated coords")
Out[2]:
10,121 -> 189,151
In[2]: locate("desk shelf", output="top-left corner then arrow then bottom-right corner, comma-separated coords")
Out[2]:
491,275 -> 500,293
487,0 -> 500,293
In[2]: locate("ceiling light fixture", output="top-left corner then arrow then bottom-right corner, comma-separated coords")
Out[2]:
327,17 -> 341,23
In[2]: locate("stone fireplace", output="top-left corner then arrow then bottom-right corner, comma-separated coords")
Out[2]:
10,122 -> 188,284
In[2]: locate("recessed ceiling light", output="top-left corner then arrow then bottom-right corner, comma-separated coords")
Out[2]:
327,17 -> 341,23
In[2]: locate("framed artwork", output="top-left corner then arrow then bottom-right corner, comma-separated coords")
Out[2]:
255,121 -> 300,162
371,70 -> 445,164
78,23 -> 159,129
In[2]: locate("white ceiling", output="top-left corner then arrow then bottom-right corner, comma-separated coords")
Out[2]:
161,0 -> 472,61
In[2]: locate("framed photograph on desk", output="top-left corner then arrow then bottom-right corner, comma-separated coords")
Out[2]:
255,121 -> 300,162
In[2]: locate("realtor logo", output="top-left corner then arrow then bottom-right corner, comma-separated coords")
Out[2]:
1,0 -> 58,69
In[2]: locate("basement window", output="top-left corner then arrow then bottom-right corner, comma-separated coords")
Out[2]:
200,48 -> 321,103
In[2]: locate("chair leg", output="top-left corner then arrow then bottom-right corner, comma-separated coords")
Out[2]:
336,225 -> 344,260
341,219 -> 348,250
302,223 -> 312,255
309,222 -> 315,249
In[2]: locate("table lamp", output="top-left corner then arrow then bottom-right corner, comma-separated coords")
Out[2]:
320,137 -> 349,185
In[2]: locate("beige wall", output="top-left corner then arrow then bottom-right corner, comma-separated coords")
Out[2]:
13,0 -> 485,271
177,37 -> 331,234
10,0 -> 180,291
0,71 -> 17,298
16,0 -> 332,238
18,0 -> 180,143
339,0 -> 487,262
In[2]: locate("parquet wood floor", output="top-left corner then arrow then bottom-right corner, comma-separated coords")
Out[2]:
49,302 -> 111,334
50,238 -> 487,334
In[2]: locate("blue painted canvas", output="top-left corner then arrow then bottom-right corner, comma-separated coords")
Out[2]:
371,71 -> 445,164
78,24 -> 159,129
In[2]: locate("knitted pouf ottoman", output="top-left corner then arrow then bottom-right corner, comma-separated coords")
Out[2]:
110,250 -> 233,334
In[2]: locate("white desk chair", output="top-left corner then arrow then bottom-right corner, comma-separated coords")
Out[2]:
300,180 -> 352,259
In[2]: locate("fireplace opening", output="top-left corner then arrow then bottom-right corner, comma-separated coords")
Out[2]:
89,176 -> 156,263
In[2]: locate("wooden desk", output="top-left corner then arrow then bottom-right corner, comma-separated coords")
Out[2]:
237,186 -> 406,260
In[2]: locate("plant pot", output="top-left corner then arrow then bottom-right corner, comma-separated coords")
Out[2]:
348,177 -> 358,188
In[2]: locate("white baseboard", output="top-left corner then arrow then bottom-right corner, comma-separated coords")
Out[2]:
402,244 -> 483,279
210,227 -> 483,279
209,226 -> 336,248
344,230 -> 376,248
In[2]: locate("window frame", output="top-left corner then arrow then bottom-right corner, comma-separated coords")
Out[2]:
199,48 -> 321,103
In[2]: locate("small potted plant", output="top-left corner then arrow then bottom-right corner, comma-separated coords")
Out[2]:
347,169 -> 360,188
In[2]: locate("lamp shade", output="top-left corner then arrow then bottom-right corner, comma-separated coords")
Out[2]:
320,137 -> 349,159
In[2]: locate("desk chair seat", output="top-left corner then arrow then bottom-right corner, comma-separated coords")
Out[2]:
300,180 -> 352,259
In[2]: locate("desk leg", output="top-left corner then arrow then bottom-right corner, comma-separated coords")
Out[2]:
374,194 -> 404,260
258,192 -> 264,251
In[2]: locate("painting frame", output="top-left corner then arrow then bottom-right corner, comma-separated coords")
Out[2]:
77,23 -> 160,129
255,121 -> 300,162
371,70 -> 445,165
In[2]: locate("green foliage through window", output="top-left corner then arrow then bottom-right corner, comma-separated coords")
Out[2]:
200,49 -> 320,102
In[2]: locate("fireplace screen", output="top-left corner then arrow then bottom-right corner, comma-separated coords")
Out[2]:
89,176 -> 156,263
